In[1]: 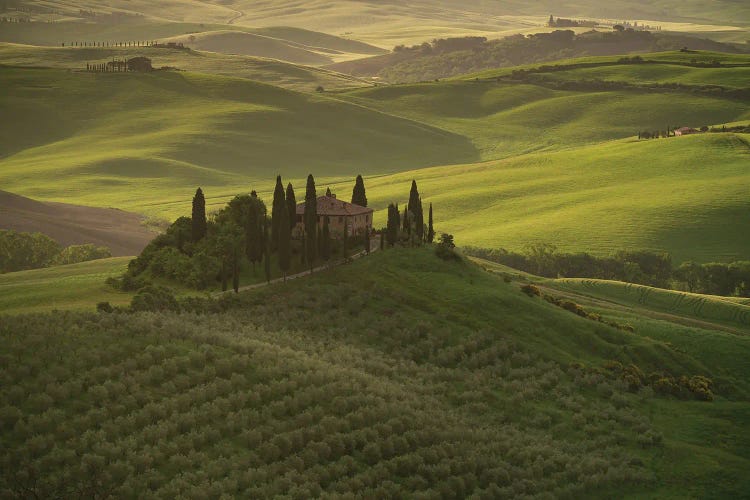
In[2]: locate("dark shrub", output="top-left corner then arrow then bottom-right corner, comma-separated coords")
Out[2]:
130,285 -> 179,313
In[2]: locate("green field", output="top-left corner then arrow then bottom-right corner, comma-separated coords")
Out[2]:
339,78 -> 750,160
362,133 -> 750,262
0,66 -> 475,217
5,0 -> 748,50
1,60 -> 748,261
552,278 -> 750,331
2,248 -> 749,497
0,257 -> 132,314
0,43 -> 373,92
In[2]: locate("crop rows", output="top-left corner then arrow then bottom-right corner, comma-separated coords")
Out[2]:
1,273 -> 660,497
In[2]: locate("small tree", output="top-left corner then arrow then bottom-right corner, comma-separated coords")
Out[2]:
386,203 -> 399,247
278,204 -> 291,281
263,218 -> 271,283
304,174 -> 318,271
192,187 -> 207,242
271,176 -> 285,251
364,228 -> 370,254
435,233 -> 459,261
351,175 -> 368,207
427,203 -> 435,243
286,183 -> 297,229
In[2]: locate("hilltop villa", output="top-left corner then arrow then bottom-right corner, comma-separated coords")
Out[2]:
674,127 -> 698,136
294,193 -> 373,239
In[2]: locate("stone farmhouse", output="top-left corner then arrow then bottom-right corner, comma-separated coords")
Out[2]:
294,193 -> 373,239
674,127 -> 698,136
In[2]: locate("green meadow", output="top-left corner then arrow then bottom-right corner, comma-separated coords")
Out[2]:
0,43 -> 373,92
0,257 -> 132,314
1,55 -> 748,261
366,133 -> 750,262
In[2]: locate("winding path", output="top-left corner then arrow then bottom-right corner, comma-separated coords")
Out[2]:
213,238 -> 380,298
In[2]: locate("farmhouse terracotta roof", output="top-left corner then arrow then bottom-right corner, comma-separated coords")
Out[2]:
296,195 -> 373,216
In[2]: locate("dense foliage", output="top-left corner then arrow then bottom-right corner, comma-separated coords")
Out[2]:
0,230 -> 111,273
344,29 -> 747,83
463,245 -> 750,297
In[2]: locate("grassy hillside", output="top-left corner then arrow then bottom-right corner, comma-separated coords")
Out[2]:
328,31 -> 749,83
552,278 -> 750,332
360,134 -> 750,262
0,43 -> 373,92
0,18 -> 385,61
1,62 -> 747,260
0,257 -> 132,314
7,0 -> 747,50
0,66 -> 475,216
1,248 -> 748,497
341,78 -> 750,160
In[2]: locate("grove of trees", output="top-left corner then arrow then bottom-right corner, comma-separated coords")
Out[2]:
0,230 -> 111,273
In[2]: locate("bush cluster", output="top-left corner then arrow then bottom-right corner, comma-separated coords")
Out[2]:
0,230 -> 111,273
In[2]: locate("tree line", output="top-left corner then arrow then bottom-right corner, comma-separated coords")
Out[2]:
0,230 -> 111,273
118,174 -> 377,293
116,175 -> 444,294
462,245 -> 750,297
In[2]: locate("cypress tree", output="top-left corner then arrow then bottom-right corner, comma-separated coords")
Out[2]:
191,187 -> 207,242
271,175 -> 285,250
402,206 -> 409,233
326,187 -> 332,196
386,203 -> 399,247
303,174 -> 317,271
351,174 -> 367,207
263,218 -> 271,283
427,203 -> 435,243
321,216 -> 331,261
407,180 -> 424,241
285,183 -> 297,229
278,204 -> 291,281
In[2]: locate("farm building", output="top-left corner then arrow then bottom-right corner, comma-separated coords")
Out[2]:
294,193 -> 373,239
674,127 -> 698,136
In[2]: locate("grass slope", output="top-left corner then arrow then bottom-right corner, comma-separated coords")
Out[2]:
340,77 -> 750,160
359,133 -> 750,262
0,257 -> 132,314
552,278 -> 750,331
1,248 -> 748,497
0,43 -> 373,92
0,66 -> 475,217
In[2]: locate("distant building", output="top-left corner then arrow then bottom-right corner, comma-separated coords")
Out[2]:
294,193 -> 373,239
674,127 -> 698,136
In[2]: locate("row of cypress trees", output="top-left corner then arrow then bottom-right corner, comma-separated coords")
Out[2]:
191,174 -> 329,287
384,180 -> 434,247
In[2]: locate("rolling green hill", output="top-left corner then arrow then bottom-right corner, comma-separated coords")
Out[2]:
1,248 -> 748,497
0,42 -> 373,92
0,257 -> 132,314
0,66 -> 475,216
1,60 -> 748,261
359,133 -> 750,263
6,0 -> 747,51
341,77 -> 750,160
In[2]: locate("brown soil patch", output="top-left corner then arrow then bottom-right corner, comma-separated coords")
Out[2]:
0,190 -> 156,256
